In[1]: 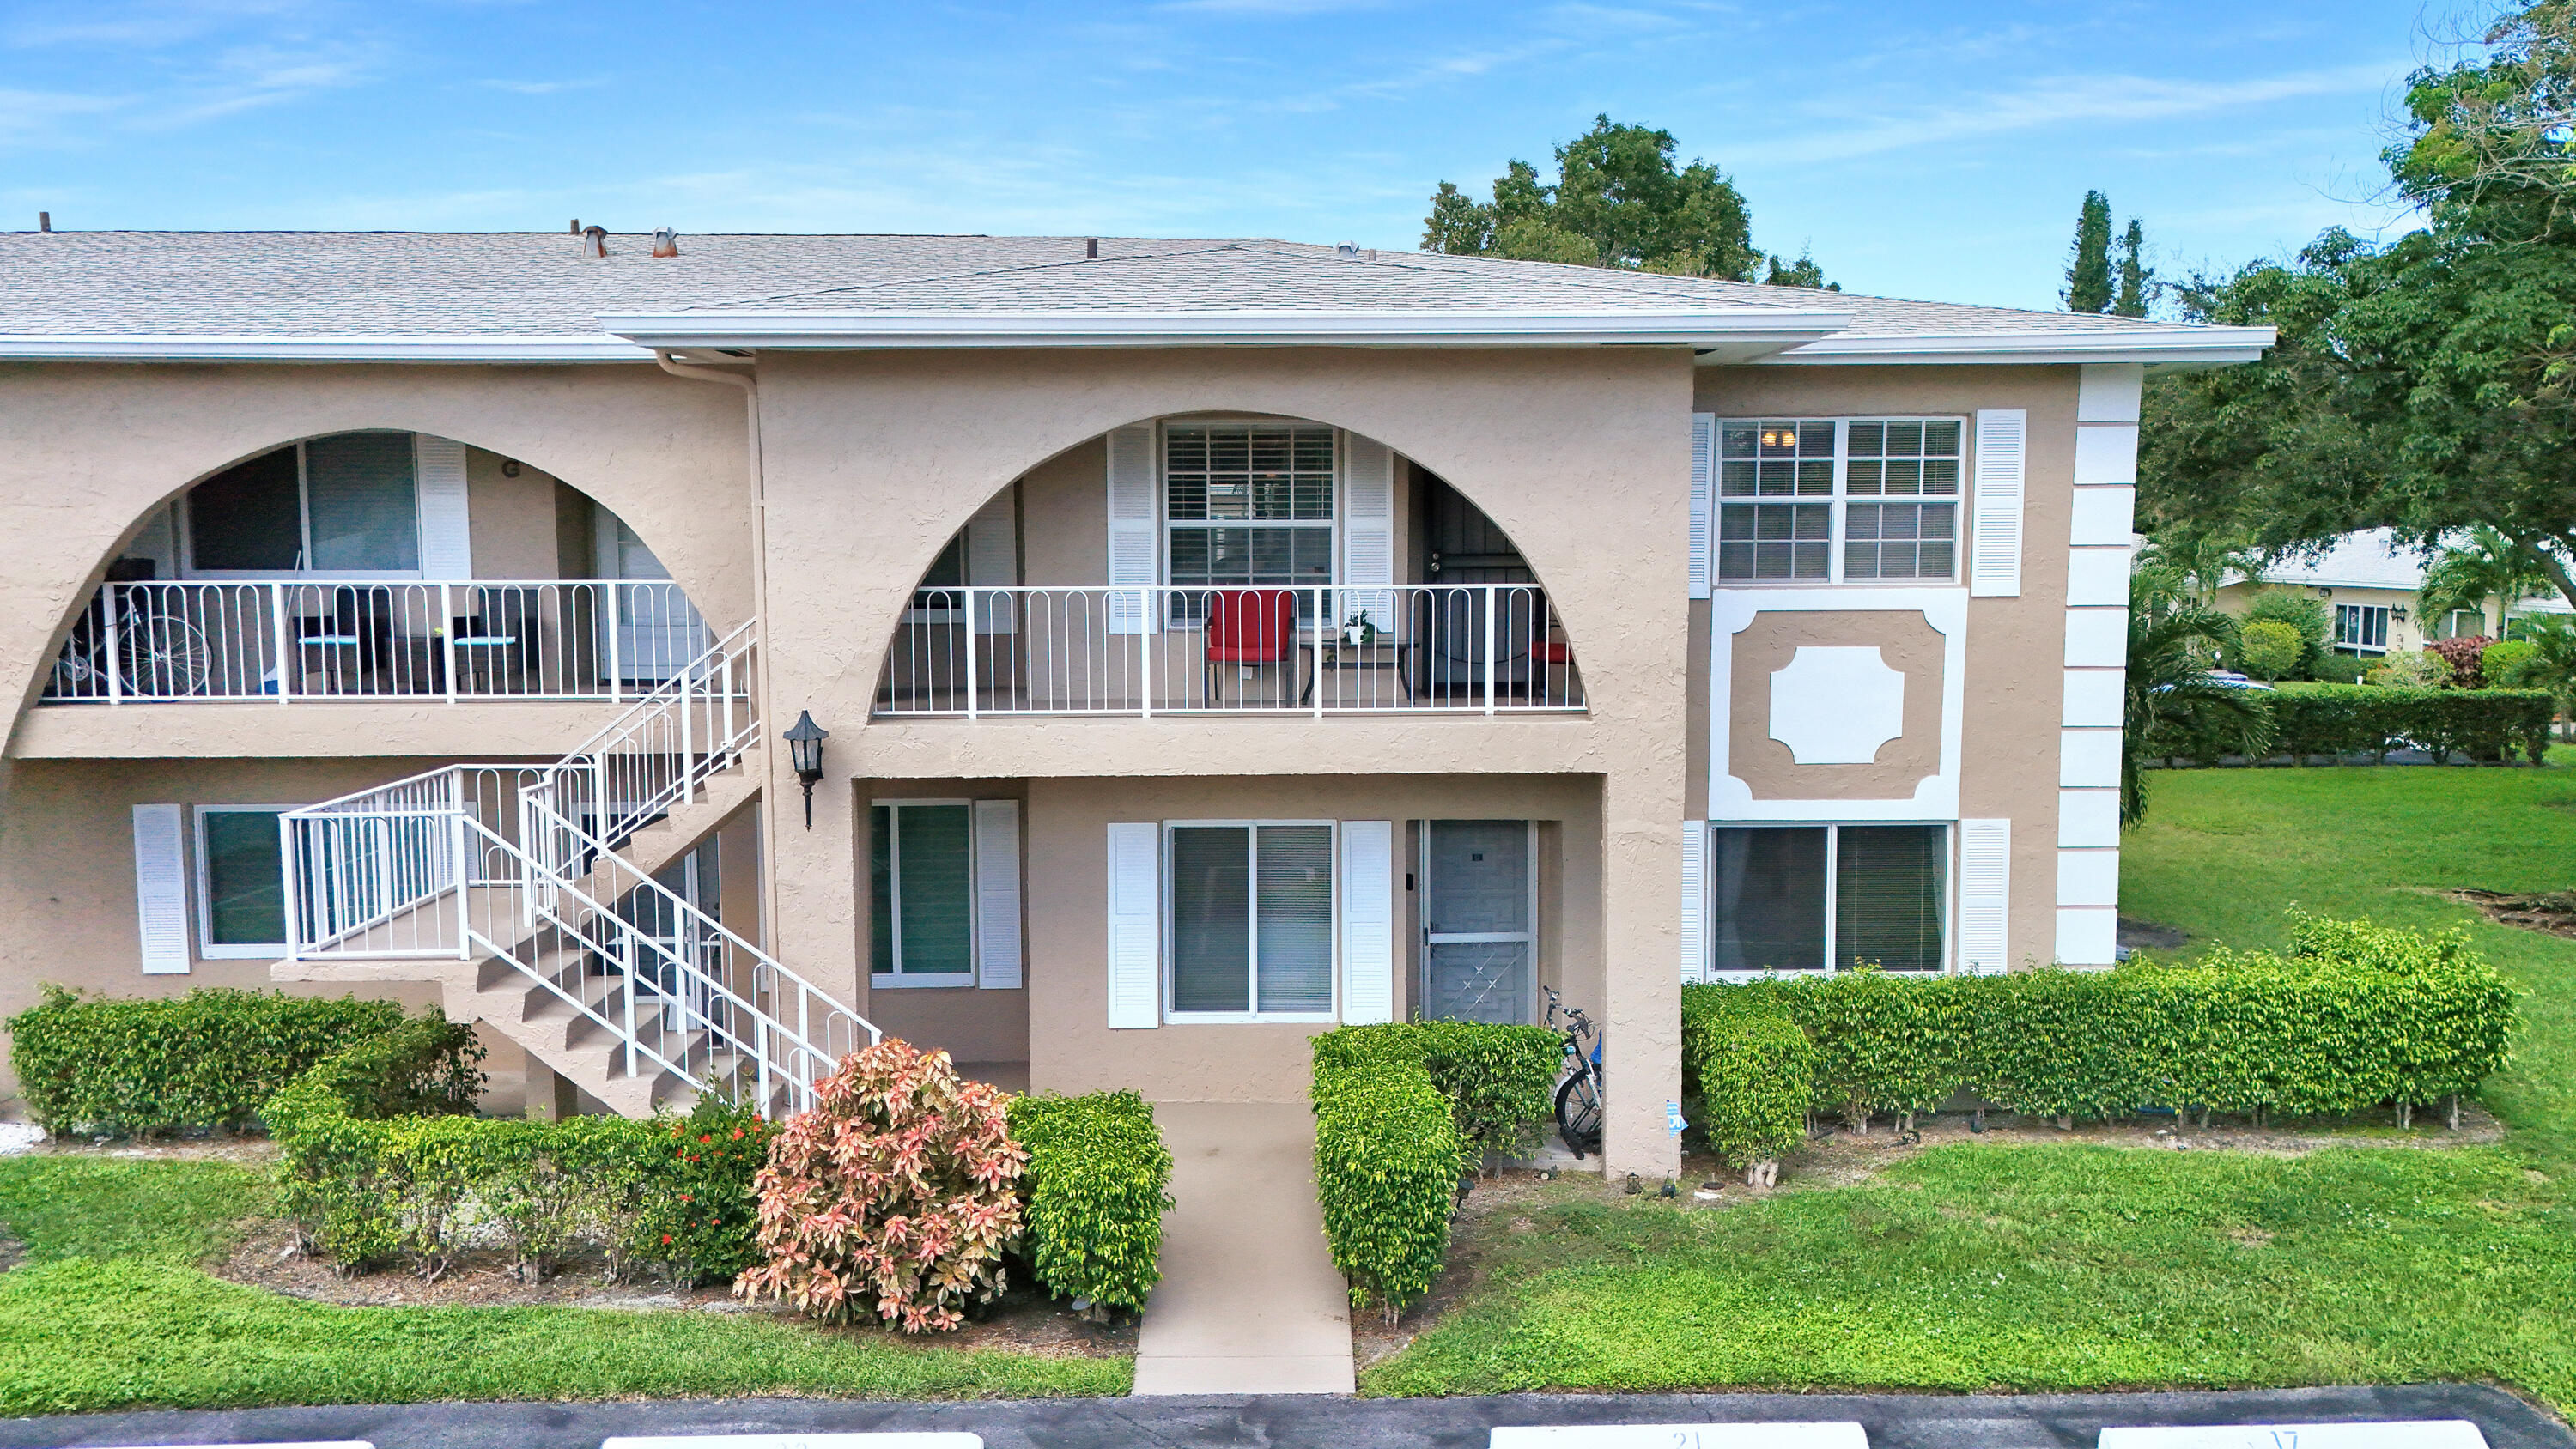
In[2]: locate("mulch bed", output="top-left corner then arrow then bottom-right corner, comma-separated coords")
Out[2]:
2446,888 -> 2576,942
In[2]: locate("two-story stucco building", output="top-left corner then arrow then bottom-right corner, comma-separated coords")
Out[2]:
0,228 -> 2269,1177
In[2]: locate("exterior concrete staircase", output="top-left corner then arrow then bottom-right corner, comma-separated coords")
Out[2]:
275,620 -> 876,1119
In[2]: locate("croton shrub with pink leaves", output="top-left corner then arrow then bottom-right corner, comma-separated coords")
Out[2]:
734,1038 -> 1027,1333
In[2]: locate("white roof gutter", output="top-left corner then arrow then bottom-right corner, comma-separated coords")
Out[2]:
1761,325 -> 2277,367
595,306 -> 1854,351
0,334 -> 655,363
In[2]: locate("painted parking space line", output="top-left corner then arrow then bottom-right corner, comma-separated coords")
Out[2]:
1491,1424 -> 1870,1447
2100,1422 -> 2488,1448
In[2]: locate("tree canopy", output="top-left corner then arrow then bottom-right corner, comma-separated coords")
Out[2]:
2141,0 -> 2576,606
2062,191 -> 2154,318
1421,115 -> 1835,288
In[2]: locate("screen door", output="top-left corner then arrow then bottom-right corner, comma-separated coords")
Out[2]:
1420,819 -> 1535,1024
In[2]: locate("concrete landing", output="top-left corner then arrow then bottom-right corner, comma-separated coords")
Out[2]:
1130,1100 -> 1354,1397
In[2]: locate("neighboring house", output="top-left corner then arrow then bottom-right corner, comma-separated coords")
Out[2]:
0,229 -> 2270,1177
2214,529 -> 2573,658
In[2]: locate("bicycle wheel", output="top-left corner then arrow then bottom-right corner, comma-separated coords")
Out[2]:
125,614 -> 212,696
1554,1070 -> 1604,1159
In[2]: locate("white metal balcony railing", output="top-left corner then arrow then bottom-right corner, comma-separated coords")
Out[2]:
874,585 -> 1583,718
40,579 -> 709,704
280,623 -> 874,1115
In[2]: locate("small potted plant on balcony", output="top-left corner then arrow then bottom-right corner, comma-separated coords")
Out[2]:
1340,609 -> 1378,649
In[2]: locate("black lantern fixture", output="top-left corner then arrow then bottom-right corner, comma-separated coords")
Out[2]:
783,710 -> 829,828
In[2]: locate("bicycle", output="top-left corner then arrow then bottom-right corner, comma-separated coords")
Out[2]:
53,585 -> 212,699
1546,985 -> 1605,1159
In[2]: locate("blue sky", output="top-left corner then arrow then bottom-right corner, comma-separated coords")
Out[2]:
1,0 -> 2462,311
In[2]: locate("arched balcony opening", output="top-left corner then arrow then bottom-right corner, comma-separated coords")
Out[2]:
873,414 -> 1584,718
40,430 -> 714,706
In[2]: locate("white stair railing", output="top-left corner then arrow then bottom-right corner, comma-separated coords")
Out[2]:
281,620 -> 876,1114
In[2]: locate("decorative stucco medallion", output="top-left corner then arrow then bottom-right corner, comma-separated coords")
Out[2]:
1768,646 -> 1905,765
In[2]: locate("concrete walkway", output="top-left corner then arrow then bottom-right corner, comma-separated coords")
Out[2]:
1129,1100 -> 1354,1397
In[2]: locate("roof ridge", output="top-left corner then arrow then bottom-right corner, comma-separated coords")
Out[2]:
670,239 -> 1255,313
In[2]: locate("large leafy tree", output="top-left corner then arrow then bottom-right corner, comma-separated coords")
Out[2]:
1421,115 -> 1833,287
2142,0 -> 2576,607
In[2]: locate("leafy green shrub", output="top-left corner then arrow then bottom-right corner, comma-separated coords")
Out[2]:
2159,686 -> 2552,765
2242,590 -> 2329,675
637,1096 -> 775,1286
2237,620 -> 2304,681
2310,652 -> 2370,684
1680,912 -> 2517,1126
1312,1040 -> 1460,1317
738,1040 -> 1024,1333
1006,1091 -> 1172,1316
264,1010 -> 489,1271
7,986 -> 422,1137
1679,993 -> 1812,1179
2366,650 -> 2452,689
1311,1021 -> 1558,1163
2482,638 -> 2541,688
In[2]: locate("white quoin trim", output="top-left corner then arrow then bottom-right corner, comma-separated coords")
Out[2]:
413,434 -> 473,582
1105,424 -> 1160,636
1957,818 -> 2011,974
1104,822 -> 1162,1028
1968,409 -> 2026,597
132,804 -> 191,974
1339,820 -> 1396,1025
1687,414 -> 1716,600
973,800 -> 1024,991
1680,820 -> 1709,983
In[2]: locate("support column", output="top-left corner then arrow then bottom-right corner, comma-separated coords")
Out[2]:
1601,764 -> 1684,1181
765,744 -> 866,1028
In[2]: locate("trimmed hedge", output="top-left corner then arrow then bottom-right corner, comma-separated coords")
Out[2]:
1680,994 -> 1812,1171
1005,1091 -> 1173,1316
2150,686 -> 2553,766
1680,912 -> 2517,1129
1309,1022 -> 1560,1314
7,986 -> 420,1137
268,1014 -> 765,1285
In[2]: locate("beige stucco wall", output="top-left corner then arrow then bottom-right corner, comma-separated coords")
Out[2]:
1728,610 -> 1946,799
1692,365 -> 2081,967
1018,773 -> 1601,1101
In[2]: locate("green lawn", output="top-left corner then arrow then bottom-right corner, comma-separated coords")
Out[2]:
1366,761 -> 2576,1404
0,1156 -> 1127,1416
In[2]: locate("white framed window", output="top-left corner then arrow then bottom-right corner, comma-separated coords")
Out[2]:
871,800 -> 977,986
195,805 -> 289,958
1708,823 -> 1949,976
1715,419 -> 1963,584
2333,603 -> 2390,654
1163,422 -> 1338,617
1165,820 -> 1337,1022
182,433 -> 423,579
2438,608 -> 2487,640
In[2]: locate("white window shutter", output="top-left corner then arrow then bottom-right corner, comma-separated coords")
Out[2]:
1688,414 -> 1715,599
1340,434 -> 1395,632
414,434 -> 473,582
1105,424 -> 1160,635
1958,818 -> 2012,974
132,804 -> 190,974
1969,409 -> 2026,598
974,800 -> 1024,990
966,488 -> 1018,636
1339,820 -> 1395,1024
1680,820 -> 1708,982
1104,822 -> 1161,1028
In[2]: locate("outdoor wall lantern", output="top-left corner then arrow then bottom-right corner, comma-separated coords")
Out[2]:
783,710 -> 829,828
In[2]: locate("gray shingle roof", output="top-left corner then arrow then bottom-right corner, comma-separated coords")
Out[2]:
0,229 -> 2196,341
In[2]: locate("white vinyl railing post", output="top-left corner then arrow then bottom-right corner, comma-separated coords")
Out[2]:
270,584 -> 293,703
450,769 -> 471,961
1483,585 -> 1498,717
440,583 -> 459,704
102,584 -> 124,704
605,584 -> 624,704
1138,589 -> 1154,720
1313,587 -> 1327,719
623,935 -> 639,1081
964,588 -> 980,722
677,665 -> 696,809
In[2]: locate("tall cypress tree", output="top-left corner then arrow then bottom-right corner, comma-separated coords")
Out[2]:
2063,191 -> 2113,313
2113,218 -> 2153,318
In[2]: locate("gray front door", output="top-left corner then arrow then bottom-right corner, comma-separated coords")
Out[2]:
1421,819 -> 1534,1025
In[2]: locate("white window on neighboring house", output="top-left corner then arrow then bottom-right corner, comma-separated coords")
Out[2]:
2334,603 -> 2391,654
1715,419 -> 1964,584
1708,824 -> 1949,974
194,805 -> 289,958
183,433 -> 423,578
2439,608 -> 2487,640
1167,822 -> 1336,1021
1163,423 -> 1337,618
872,801 -> 976,984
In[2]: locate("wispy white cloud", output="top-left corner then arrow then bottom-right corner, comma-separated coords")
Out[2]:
0,87 -> 124,146
1763,61 -> 2403,164
1155,0 -> 1397,15
6,0 -> 315,50
480,76 -> 610,95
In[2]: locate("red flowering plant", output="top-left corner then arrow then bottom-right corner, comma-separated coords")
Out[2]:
636,1094 -> 775,1287
734,1038 -> 1027,1333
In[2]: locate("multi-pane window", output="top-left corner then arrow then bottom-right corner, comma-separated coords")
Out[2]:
1164,424 -> 1336,601
1168,822 -> 1334,1017
1716,419 -> 1963,583
197,806 -> 287,955
871,802 -> 975,980
1707,824 -> 1947,973
2334,603 -> 2390,654
185,433 -> 422,576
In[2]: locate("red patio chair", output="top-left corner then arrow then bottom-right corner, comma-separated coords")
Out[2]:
1202,587 -> 1298,704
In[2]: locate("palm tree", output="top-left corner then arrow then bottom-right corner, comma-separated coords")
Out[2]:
2418,526 -> 2556,639
2135,532 -> 2263,607
2124,563 -> 2277,827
